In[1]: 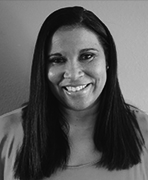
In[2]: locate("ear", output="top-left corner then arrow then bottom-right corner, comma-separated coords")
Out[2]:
106,61 -> 109,70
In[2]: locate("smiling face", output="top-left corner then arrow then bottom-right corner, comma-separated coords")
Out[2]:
47,26 -> 107,111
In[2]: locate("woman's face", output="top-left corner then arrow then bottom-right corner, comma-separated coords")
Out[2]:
47,27 -> 107,111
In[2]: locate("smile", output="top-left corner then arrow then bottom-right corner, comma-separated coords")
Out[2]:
63,83 -> 91,93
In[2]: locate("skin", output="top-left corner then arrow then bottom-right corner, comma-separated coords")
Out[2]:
47,26 -> 107,165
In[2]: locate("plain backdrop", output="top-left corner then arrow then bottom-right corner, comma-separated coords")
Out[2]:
0,0 -> 148,115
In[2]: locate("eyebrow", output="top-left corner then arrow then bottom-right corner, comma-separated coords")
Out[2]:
48,48 -> 99,57
79,48 -> 99,53
48,53 -> 63,58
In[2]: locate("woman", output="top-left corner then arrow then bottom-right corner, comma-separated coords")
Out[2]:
0,6 -> 148,180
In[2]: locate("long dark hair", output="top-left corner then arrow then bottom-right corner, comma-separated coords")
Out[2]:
14,6 -> 145,180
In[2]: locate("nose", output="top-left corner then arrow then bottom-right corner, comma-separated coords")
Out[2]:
63,60 -> 84,80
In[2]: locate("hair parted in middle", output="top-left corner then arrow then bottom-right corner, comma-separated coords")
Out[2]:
14,6 -> 145,180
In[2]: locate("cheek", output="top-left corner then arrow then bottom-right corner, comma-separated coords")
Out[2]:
92,63 -> 107,87
88,60 -> 106,78
98,66 -> 107,81
99,69 -> 107,91
47,66 -> 62,84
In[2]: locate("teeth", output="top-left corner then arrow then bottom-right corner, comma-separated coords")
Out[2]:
65,84 -> 87,92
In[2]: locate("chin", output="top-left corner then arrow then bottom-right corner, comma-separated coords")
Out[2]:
66,101 -> 98,111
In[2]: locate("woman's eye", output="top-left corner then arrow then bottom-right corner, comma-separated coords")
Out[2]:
49,57 -> 66,64
80,53 -> 95,61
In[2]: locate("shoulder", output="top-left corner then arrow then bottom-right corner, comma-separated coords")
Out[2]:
0,107 -> 25,177
129,105 -> 148,147
0,107 -> 24,141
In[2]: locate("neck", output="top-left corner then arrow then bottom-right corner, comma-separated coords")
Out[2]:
63,105 -> 100,166
63,104 -> 98,140
66,105 -> 97,128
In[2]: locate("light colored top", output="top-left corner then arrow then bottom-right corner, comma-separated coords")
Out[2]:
0,107 -> 148,180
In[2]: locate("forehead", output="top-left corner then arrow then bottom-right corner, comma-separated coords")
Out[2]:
49,26 -> 103,53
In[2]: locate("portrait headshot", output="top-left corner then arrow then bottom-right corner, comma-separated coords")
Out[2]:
0,1 -> 148,180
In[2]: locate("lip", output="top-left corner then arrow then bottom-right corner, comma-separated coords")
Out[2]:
63,83 -> 92,96
61,83 -> 91,88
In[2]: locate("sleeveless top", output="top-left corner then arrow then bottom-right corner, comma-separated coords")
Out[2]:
0,106 -> 148,180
